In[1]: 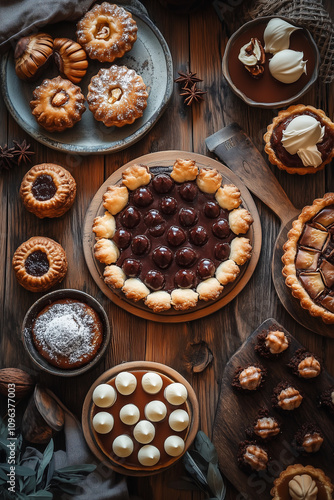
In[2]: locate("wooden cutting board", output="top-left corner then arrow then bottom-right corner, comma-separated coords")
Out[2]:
212,318 -> 334,500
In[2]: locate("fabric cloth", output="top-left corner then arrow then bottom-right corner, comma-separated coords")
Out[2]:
21,390 -> 137,500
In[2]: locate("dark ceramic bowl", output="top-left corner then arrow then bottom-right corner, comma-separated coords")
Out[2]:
22,289 -> 110,377
222,16 -> 320,109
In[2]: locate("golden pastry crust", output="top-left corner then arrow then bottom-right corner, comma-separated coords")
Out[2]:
30,76 -> 85,132
229,208 -> 254,235
196,168 -> 222,194
20,163 -> 76,219
215,184 -> 242,210
170,289 -> 199,310
76,2 -> 137,63
87,65 -> 148,127
282,192 -> 334,324
53,37 -> 88,84
122,278 -> 150,301
196,278 -> 224,301
145,291 -> 172,312
103,185 -> 129,215
271,464 -> 334,500
264,104 -> 334,175
122,164 -> 151,190
93,211 -> 116,239
12,236 -> 67,292
170,159 -> 198,182
230,237 -> 252,265
94,239 -> 120,265
215,259 -> 240,285
104,265 -> 126,289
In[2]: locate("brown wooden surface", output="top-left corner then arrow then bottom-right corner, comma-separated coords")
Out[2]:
213,318 -> 334,499
0,1 -> 334,499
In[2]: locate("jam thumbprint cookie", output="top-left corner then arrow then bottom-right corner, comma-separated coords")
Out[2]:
12,237 -> 67,292
92,160 -> 254,312
30,76 -> 86,132
264,105 -> 334,175
20,164 -> 76,218
76,2 -> 137,63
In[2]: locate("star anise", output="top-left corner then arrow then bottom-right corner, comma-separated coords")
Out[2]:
12,140 -> 35,166
174,71 -> 203,89
180,83 -> 207,106
0,144 -> 15,170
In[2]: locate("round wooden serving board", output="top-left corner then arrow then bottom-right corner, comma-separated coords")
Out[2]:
83,150 -> 262,323
213,318 -> 334,500
82,361 -> 199,476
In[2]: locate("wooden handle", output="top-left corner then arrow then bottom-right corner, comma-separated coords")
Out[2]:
206,123 -> 299,226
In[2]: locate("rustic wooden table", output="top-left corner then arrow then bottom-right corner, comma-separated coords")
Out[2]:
0,1 -> 333,499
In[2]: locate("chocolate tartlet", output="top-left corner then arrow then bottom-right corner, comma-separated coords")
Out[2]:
12,236 -> 67,292
237,440 -> 268,473
294,423 -> 324,454
282,192 -> 334,324
264,105 -> 334,175
93,160 -> 254,312
31,299 -> 103,369
20,163 -> 76,218
272,381 -> 303,411
271,464 -> 333,500
232,363 -> 266,391
318,386 -> 334,416
246,409 -> 281,440
288,348 -> 322,379
255,326 -> 290,358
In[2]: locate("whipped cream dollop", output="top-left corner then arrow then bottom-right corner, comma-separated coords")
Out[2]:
141,372 -> 163,394
92,412 -> 114,434
169,409 -> 190,432
282,115 -> 325,167
119,404 -> 140,425
112,435 -> 134,458
164,436 -> 185,457
164,383 -> 188,405
138,445 -> 160,466
92,384 -> 117,408
145,401 -> 167,422
264,18 -> 300,54
133,420 -> 155,444
115,372 -> 137,395
238,38 -> 263,66
289,474 -> 318,500
269,49 -> 307,83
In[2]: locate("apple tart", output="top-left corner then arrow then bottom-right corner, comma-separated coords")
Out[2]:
271,464 -> 333,500
93,160 -> 254,312
282,193 -> 334,324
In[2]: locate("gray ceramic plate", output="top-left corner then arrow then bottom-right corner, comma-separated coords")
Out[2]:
0,4 -> 173,154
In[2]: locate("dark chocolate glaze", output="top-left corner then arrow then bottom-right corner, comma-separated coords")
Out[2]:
25,250 -> 49,276
32,174 -> 57,201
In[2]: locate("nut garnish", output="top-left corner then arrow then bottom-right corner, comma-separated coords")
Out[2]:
96,24 -> 111,40
289,474 -> 318,500
254,417 -> 280,439
302,432 -> 324,453
238,37 -> 265,79
239,366 -> 262,390
278,386 -> 303,410
298,356 -> 321,378
51,91 -> 69,107
243,445 -> 268,471
265,330 -> 289,354
108,88 -> 122,104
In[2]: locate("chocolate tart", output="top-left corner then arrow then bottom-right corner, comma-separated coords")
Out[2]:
318,386 -> 334,416
92,160 -> 254,312
282,193 -> 334,324
12,236 -> 67,292
271,464 -> 333,500
294,423 -> 324,454
82,361 -> 199,475
264,105 -> 334,175
20,163 -> 76,218
288,348 -> 322,379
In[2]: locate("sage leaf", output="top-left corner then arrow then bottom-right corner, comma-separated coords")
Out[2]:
27,491 -> 53,499
0,466 -> 9,481
207,462 -> 226,500
36,440 -> 54,486
194,431 -> 218,465
1,464 -> 35,476
183,451 -> 208,490
24,474 -> 37,495
188,449 -> 210,474
56,464 -> 96,474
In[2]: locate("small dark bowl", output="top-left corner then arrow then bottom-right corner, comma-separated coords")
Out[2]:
22,289 -> 110,377
222,16 -> 320,109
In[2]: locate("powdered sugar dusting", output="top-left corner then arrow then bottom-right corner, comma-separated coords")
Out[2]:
32,302 -> 97,364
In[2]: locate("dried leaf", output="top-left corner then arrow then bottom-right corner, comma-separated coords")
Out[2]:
207,462 -> 226,500
194,431 -> 218,465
